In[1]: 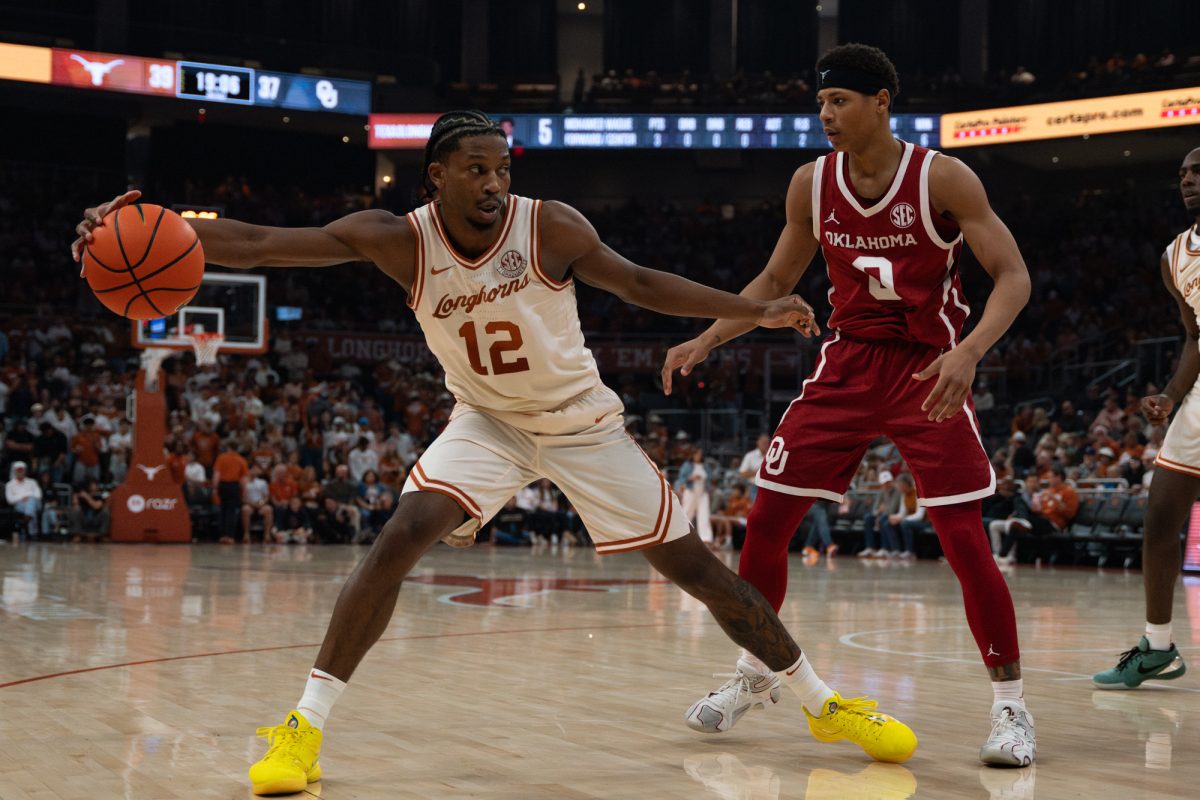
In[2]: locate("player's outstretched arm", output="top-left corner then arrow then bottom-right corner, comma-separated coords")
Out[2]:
541,200 -> 818,330
1145,251 -> 1200,424
913,157 -> 1032,421
659,164 -> 821,393
71,191 -> 414,280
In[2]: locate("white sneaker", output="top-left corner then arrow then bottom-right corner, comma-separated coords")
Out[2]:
685,657 -> 781,733
857,548 -> 874,558
898,551 -> 916,561
980,701 -> 1036,767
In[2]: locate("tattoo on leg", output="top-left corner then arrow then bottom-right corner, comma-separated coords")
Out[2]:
703,576 -> 801,671
988,661 -> 1021,682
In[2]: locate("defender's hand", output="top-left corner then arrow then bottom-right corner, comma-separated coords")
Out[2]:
71,189 -> 143,270
757,295 -> 820,336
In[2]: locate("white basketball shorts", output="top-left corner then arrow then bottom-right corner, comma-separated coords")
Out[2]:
1157,388 -> 1200,477
402,388 -> 689,553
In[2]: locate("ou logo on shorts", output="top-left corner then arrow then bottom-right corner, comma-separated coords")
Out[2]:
889,202 -> 916,229
764,436 -> 789,476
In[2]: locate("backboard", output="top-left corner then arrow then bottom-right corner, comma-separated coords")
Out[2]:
131,272 -> 267,355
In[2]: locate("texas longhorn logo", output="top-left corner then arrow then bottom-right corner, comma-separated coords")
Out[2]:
69,54 -> 126,86
136,464 -> 168,481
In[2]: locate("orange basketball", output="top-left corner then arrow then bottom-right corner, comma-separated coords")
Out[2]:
82,204 -> 205,320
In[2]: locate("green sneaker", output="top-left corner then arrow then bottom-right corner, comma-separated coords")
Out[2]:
1093,636 -> 1186,689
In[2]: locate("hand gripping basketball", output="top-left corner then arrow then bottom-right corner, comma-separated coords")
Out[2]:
75,193 -> 206,320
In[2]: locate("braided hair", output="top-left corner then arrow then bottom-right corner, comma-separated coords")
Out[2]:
420,110 -> 508,200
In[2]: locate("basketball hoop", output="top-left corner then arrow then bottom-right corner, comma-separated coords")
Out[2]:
186,332 -> 224,366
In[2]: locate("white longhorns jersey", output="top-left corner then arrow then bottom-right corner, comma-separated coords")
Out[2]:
405,194 -> 602,417
1167,224 -> 1200,329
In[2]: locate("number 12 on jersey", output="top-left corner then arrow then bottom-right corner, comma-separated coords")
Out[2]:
458,320 -> 530,375
852,256 -> 901,301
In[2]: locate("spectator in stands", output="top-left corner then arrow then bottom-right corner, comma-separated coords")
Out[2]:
1091,395 -> 1126,437
712,483 -> 752,550
70,415 -> 103,486
348,436 -> 378,483
74,479 -> 110,539
489,496 -> 529,546
273,496 -> 313,544
888,473 -> 924,560
996,465 -> 1078,563
312,496 -> 355,543
675,447 -> 714,545
355,469 -> 394,542
515,482 -> 541,543
44,402 -> 77,440
32,421 -> 68,484
212,440 -> 249,544
190,418 -> 220,472
242,464 -> 274,543
269,463 -> 299,516
984,477 -> 1031,558
858,470 -> 899,558
1007,430 -> 1036,477
107,418 -> 132,484
800,502 -> 837,562
321,464 -> 362,541
5,461 -> 41,537
738,433 -> 769,499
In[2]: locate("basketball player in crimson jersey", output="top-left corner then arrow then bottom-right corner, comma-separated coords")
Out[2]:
1092,148 -> 1200,689
73,111 -> 920,796
663,44 -> 1036,765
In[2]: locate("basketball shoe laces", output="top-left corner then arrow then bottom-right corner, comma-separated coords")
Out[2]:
708,668 -> 759,710
986,704 -> 1026,745
818,695 -> 889,742
255,724 -> 314,769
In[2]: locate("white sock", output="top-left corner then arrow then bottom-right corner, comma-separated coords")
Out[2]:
296,668 -> 347,730
1146,622 -> 1173,651
777,652 -> 834,716
992,679 -> 1024,708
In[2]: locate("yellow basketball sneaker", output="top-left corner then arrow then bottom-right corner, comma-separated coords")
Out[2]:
249,710 -> 323,796
804,693 -> 918,763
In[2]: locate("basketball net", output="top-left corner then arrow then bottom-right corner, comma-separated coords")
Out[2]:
140,347 -> 173,392
186,332 -> 224,367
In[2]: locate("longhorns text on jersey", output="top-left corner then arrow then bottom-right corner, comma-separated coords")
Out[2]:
405,194 -> 603,420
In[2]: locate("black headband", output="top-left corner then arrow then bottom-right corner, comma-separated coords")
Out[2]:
817,67 -> 894,99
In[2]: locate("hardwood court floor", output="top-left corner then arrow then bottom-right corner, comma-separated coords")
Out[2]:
0,541 -> 1197,799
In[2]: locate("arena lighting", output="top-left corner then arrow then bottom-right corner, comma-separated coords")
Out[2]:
941,86 -> 1200,147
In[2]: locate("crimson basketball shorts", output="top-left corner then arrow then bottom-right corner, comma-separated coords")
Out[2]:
756,333 -> 995,507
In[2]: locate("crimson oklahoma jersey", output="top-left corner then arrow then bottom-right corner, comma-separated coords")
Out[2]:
753,139 -> 994,507
812,140 -> 967,347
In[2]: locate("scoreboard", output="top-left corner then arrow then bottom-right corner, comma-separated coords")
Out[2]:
40,46 -> 370,115
369,112 -> 941,150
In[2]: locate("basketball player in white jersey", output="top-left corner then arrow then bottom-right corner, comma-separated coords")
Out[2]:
73,111 -> 917,796
1092,147 -> 1199,689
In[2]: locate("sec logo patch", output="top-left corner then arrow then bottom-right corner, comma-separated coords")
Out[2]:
496,250 -> 527,279
889,202 -> 916,229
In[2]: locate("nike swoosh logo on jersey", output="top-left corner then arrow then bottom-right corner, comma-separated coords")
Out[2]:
430,265 -> 454,275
